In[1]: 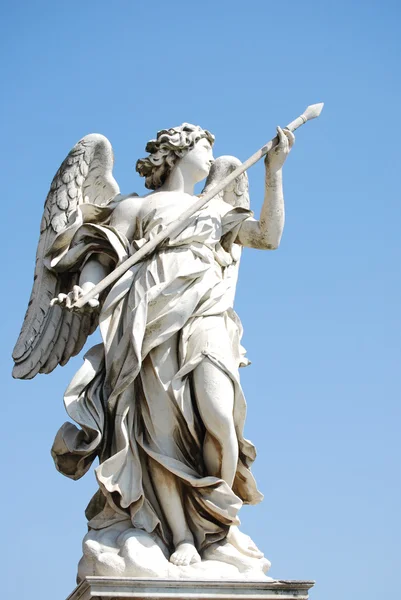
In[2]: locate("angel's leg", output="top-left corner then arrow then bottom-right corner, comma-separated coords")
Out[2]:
192,357 -> 238,486
148,460 -> 201,566
141,336 -> 200,566
192,347 -> 263,559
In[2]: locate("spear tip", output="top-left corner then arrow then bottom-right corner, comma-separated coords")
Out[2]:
304,102 -> 324,121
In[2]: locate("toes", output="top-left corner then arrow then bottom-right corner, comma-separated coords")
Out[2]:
170,552 -> 184,566
170,553 -> 179,566
170,549 -> 201,567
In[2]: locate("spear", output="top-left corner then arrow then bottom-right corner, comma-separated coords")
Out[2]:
72,102 -> 324,310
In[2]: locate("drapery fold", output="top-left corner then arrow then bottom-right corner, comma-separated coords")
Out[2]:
51,197 -> 263,550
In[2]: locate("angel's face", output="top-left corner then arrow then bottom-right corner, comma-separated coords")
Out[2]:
178,138 -> 214,183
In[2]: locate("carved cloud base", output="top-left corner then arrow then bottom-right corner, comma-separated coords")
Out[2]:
66,578 -> 315,600
77,521 -> 271,582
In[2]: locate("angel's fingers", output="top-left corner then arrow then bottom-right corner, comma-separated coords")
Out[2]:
283,128 -> 295,148
88,298 -> 100,308
276,127 -> 288,150
64,294 -> 72,309
72,285 -> 82,302
50,293 -> 67,307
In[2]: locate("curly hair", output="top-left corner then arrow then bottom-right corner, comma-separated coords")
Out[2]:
136,123 -> 215,190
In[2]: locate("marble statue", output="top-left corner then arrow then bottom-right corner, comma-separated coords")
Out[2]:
12,121 -> 296,580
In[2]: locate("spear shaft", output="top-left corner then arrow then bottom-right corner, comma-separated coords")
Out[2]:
73,103 -> 323,309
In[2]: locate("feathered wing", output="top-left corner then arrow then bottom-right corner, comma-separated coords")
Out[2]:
202,155 -> 250,210
13,134 -> 120,380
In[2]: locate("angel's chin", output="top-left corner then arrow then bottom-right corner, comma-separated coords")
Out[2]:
196,167 -> 211,183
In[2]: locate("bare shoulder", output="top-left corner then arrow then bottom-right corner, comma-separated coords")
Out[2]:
111,194 -> 143,222
110,194 -> 144,239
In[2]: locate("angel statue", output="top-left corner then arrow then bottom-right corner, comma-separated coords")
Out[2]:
13,122 -> 294,580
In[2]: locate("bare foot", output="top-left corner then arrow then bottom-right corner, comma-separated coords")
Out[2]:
170,541 -> 201,566
226,526 -> 264,559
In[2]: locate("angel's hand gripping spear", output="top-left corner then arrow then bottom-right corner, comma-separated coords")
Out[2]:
58,103 -> 323,312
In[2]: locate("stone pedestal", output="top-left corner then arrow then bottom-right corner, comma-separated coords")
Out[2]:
66,578 -> 315,600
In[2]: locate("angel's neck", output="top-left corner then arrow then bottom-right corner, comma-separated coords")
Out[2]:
161,165 -> 197,195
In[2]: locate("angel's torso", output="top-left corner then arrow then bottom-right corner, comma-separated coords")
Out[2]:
110,191 -> 236,248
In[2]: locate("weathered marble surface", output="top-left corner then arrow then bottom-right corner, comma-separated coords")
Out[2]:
13,122 -> 298,578
67,578 -> 315,600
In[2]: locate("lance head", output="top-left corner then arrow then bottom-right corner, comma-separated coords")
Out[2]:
285,102 -> 324,133
303,102 -> 324,122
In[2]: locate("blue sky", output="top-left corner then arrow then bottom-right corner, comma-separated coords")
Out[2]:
0,1 -> 400,599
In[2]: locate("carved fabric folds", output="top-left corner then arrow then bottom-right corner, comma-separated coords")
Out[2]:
49,197 -> 263,551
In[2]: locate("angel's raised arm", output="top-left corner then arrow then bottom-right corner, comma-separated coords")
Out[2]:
12,134 -> 120,379
236,127 -> 295,250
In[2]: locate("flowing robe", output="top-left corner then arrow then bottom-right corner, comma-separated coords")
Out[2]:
49,194 -> 263,551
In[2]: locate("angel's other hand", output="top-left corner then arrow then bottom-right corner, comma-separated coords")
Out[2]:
265,127 -> 295,173
50,285 -> 99,312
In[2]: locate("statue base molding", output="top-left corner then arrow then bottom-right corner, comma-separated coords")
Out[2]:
66,577 -> 315,600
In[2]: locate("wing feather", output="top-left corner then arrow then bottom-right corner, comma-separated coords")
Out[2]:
13,134 -> 119,380
60,312 -> 81,366
202,155 -> 250,209
74,313 -> 95,355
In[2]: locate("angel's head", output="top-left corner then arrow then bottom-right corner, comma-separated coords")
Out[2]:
136,123 -> 215,190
